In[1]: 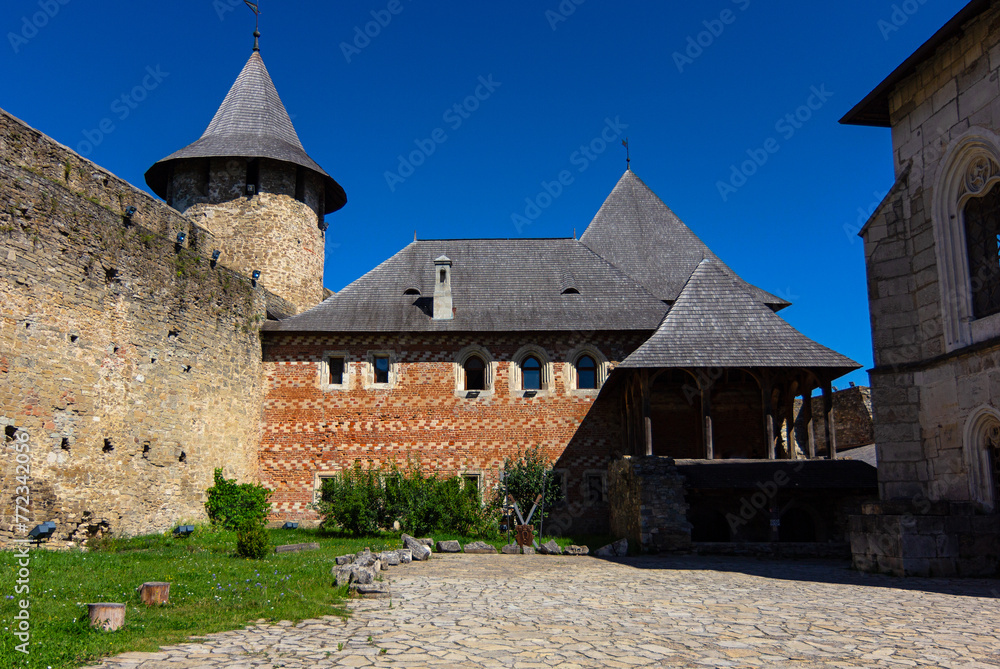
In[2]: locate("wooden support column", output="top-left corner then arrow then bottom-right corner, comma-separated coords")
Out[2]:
822,379 -> 837,459
802,389 -> 816,459
762,375 -> 776,460
701,375 -> 714,460
641,371 -> 653,457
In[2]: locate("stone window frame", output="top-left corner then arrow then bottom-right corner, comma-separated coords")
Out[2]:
364,350 -> 398,390
454,345 -> 496,398
582,470 -> 607,505
313,470 -> 340,505
963,405 -> 1000,512
933,128 -> 1000,352
565,344 -> 610,396
318,350 -> 352,391
460,470 -> 483,500
509,345 -> 553,397
550,468 -> 569,506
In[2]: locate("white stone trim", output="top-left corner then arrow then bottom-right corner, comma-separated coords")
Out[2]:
454,345 -> 495,397
509,345 -> 553,396
565,344 -> 609,395
318,350 -> 351,391
364,350 -> 398,389
932,128 -> 1000,351
962,404 -> 1000,512
313,470 -> 341,505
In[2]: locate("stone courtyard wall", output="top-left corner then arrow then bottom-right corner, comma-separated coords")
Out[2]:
607,456 -> 691,553
260,331 -> 648,535
0,108 -> 265,544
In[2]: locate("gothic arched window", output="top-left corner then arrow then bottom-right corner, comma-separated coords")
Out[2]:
521,356 -> 542,390
576,355 -> 598,390
964,183 -> 1000,319
464,356 -> 486,391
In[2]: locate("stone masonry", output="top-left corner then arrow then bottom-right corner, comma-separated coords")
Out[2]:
608,455 -> 692,552
0,109 -> 266,544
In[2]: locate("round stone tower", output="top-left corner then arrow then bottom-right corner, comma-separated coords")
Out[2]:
145,43 -> 345,314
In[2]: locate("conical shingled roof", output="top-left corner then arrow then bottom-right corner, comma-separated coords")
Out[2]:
580,170 -> 788,310
145,52 -> 346,214
618,260 -> 859,372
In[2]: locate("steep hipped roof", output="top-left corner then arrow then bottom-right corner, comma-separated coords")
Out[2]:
841,0 -> 990,127
618,260 -> 859,372
262,238 -> 669,333
145,52 -> 346,213
580,170 -> 789,310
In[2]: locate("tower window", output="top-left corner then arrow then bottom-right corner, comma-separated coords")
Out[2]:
521,356 -> 542,390
439,269 -> 446,284
373,355 -> 390,384
464,356 -> 486,391
964,185 -> 1000,319
576,355 -> 598,390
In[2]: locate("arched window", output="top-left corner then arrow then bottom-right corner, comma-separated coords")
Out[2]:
464,356 -> 486,391
964,184 -> 1000,319
988,424 -> 1000,509
576,355 -> 597,390
521,356 -> 542,390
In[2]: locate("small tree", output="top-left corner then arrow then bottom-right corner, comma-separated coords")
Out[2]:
317,463 -> 386,535
204,469 -> 272,530
492,446 -> 563,527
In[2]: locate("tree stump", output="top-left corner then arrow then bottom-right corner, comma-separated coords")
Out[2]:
139,582 -> 171,605
87,603 -> 125,631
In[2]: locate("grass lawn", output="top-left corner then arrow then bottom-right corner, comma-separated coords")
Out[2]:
0,526 -> 398,669
0,527 -> 611,669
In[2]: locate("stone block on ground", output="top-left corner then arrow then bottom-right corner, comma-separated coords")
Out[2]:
539,540 -> 562,555
501,543 -> 520,554
351,581 -> 391,599
335,554 -> 355,566
521,545 -> 536,555
417,537 -> 434,547
437,540 -> 462,553
464,541 -> 497,554
402,534 -> 431,561
564,545 -> 589,556
333,563 -> 377,587
399,548 -> 413,564
379,550 -> 401,566
274,542 -> 320,554
594,538 -> 628,557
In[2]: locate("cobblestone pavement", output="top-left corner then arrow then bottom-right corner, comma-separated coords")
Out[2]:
85,554 -> 1000,668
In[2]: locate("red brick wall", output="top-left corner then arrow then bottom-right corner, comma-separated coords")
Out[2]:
260,331 -> 648,534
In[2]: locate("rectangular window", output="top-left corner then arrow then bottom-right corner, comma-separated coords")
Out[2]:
328,357 -> 345,385
463,474 -> 480,492
586,474 -> 605,504
374,355 -> 390,384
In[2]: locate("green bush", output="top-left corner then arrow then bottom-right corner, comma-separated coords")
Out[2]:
235,522 -> 271,559
491,446 -> 564,526
205,469 -> 273,530
318,462 -> 498,538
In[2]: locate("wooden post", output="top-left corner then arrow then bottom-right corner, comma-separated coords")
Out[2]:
88,603 -> 125,631
139,582 -> 170,605
641,371 -> 653,456
701,378 -> 714,460
822,379 -> 837,459
803,391 -> 816,459
762,377 -> 775,460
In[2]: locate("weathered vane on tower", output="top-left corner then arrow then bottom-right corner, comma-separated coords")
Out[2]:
245,0 -> 261,51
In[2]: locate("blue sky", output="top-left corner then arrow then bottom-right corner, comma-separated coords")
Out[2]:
2,0 -> 971,388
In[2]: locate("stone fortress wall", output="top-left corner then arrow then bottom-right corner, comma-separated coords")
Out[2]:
0,109 -> 266,545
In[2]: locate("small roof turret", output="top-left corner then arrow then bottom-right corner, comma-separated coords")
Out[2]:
145,51 -> 346,214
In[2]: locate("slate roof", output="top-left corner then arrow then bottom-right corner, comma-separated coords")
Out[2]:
580,170 -> 789,309
145,52 -> 347,214
262,238 -> 669,333
618,260 -> 859,372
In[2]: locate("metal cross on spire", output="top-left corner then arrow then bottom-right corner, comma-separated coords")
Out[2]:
245,1 -> 261,51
